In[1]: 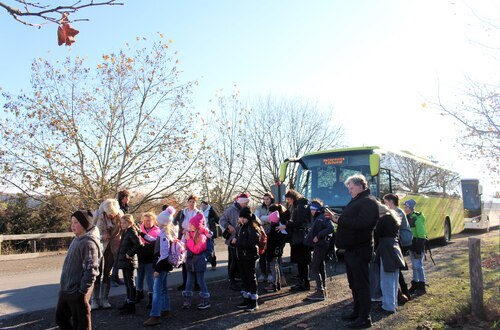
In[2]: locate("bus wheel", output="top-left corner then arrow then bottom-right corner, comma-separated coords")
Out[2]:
442,219 -> 451,245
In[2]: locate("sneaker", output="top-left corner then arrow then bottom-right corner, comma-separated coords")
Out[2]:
257,274 -> 266,283
197,302 -> 211,310
267,274 -> 273,283
371,297 -> 382,302
245,300 -> 258,312
236,298 -> 250,309
90,299 -> 100,311
306,290 -> 326,301
101,299 -> 111,309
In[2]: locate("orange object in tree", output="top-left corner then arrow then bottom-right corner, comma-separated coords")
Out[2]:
57,12 -> 79,46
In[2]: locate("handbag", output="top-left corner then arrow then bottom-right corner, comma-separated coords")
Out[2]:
222,227 -> 231,240
290,228 -> 307,246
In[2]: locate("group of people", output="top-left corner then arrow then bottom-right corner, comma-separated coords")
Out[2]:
55,175 -> 429,329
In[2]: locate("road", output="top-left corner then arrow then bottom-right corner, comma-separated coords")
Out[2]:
0,238 -> 236,319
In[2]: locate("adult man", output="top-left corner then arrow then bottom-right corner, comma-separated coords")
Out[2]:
403,199 -> 427,295
56,210 -> 102,329
220,193 -> 250,290
333,174 -> 379,329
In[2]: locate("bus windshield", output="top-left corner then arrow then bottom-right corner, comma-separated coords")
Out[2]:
295,152 -> 376,209
461,181 -> 481,212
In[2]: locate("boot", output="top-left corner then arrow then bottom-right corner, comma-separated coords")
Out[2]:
101,283 -> 112,309
136,290 -> 144,302
143,316 -> 161,327
237,298 -> 251,309
197,292 -> 211,310
306,289 -> 326,301
119,302 -> 135,315
264,283 -> 277,293
400,281 -> 410,298
182,291 -> 192,309
146,292 -> 153,309
408,280 -> 419,295
245,298 -> 258,312
397,289 -> 409,305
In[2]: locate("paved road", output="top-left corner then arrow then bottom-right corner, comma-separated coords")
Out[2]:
0,238 -> 233,319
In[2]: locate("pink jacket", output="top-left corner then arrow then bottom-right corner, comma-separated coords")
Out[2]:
185,231 -> 207,255
139,224 -> 160,245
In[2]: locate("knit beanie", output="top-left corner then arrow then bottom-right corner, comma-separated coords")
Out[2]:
310,201 -> 323,211
189,213 -> 205,229
157,206 -> 176,226
403,199 -> 416,212
72,210 -> 93,230
269,210 -> 280,224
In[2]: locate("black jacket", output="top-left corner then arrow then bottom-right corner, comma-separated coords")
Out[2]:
234,221 -> 260,261
335,189 -> 379,250
117,226 -> 141,269
266,222 -> 287,261
304,212 -> 334,248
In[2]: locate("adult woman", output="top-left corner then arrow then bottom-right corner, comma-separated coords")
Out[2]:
374,203 -> 405,314
277,190 -> 312,291
254,192 -> 274,282
136,212 -> 161,308
91,198 -> 123,310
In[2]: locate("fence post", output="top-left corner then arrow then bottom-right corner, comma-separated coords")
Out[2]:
468,237 -> 484,319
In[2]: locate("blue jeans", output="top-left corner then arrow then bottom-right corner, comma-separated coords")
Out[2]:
410,251 -> 426,282
186,271 -> 208,294
136,262 -> 154,292
150,271 -> 170,317
380,258 -> 399,312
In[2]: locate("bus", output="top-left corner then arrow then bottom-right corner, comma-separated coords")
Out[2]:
279,146 -> 464,243
461,178 -> 500,232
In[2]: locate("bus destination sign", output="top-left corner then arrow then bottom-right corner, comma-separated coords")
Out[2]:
323,157 -> 345,165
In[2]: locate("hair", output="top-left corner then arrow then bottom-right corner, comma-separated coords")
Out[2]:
117,190 -> 130,202
310,198 -> 324,206
201,200 -> 208,206
284,189 -> 301,201
121,214 -> 135,225
100,198 -> 121,217
161,204 -> 168,211
187,194 -> 199,202
378,203 -> 401,226
262,192 -> 275,207
344,174 -> 368,190
383,193 -> 399,207
141,212 -> 158,227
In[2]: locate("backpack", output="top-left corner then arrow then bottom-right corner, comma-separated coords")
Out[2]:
167,239 -> 187,268
258,225 -> 267,255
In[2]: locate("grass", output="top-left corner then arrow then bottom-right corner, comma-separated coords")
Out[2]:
419,236 -> 498,329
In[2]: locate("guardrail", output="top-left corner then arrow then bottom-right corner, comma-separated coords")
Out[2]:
0,232 -> 74,255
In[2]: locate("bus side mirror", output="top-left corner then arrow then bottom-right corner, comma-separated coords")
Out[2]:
369,154 -> 380,176
478,184 -> 483,195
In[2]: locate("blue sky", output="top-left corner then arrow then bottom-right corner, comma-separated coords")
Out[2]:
0,0 -> 498,193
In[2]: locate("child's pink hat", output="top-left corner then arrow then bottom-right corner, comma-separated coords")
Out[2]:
189,213 -> 205,229
269,211 -> 280,224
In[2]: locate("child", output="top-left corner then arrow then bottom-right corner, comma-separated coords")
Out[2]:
144,206 -> 177,327
264,210 -> 287,292
304,200 -> 334,301
232,207 -> 260,312
55,210 -> 102,329
136,212 -> 161,308
116,214 -> 141,314
183,213 -> 211,310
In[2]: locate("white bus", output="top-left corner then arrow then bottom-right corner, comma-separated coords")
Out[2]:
461,179 -> 500,232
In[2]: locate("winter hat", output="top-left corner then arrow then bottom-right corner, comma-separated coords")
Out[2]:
72,210 -> 93,230
269,211 -> 280,224
189,213 -> 205,229
157,206 -> 176,226
403,199 -> 416,212
239,207 -> 255,221
236,193 -> 250,205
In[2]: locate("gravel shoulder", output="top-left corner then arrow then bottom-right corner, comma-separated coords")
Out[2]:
0,229 -> 497,329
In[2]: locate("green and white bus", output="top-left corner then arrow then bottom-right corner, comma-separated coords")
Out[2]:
279,146 -> 464,243
461,178 -> 500,232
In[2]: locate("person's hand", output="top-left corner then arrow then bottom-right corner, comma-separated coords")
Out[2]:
231,238 -> 237,245
313,236 -> 319,243
276,225 -> 286,232
331,214 -> 340,224
228,225 -> 236,234
154,271 -> 159,278
126,254 -> 133,260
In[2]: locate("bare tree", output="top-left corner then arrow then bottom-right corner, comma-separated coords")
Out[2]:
0,37 -> 200,211
199,89 -> 254,212
0,0 -> 122,27
434,79 -> 499,175
247,95 -> 344,194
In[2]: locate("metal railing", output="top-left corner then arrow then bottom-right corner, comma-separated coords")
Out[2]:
0,232 -> 74,255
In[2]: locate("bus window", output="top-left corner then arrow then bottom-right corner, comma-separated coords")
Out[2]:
379,168 -> 391,196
